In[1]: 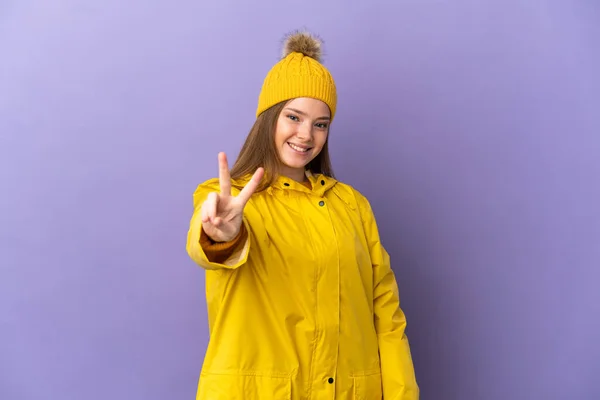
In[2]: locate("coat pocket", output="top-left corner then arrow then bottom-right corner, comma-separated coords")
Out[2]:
197,371 -> 292,400
352,371 -> 383,400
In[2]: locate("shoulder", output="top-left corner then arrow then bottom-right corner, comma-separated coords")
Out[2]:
330,179 -> 373,214
191,176 -> 251,208
194,177 -> 220,192
331,181 -> 381,236
191,178 -> 218,208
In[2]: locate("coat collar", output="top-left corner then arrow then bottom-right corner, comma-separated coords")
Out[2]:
269,170 -> 337,197
232,170 -> 337,197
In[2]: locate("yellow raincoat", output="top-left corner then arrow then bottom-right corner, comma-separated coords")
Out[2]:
186,171 -> 419,399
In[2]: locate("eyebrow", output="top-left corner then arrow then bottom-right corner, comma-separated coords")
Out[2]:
284,107 -> 330,121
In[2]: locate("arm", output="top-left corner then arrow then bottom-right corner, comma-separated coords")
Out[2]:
199,223 -> 247,264
357,193 -> 420,400
186,179 -> 251,270
186,153 -> 263,270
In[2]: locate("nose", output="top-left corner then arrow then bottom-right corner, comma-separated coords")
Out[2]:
296,122 -> 313,142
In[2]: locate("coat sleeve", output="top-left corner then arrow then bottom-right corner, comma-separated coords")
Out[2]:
356,192 -> 420,400
186,179 -> 251,270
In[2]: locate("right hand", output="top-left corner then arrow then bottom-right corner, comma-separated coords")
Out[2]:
201,152 -> 264,242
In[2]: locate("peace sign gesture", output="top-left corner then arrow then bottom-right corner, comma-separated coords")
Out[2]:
201,152 -> 264,242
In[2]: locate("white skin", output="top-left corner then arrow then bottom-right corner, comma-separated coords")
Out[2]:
274,97 -> 331,182
201,97 -> 331,242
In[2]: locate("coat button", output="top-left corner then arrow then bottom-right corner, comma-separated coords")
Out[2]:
319,200 -> 325,206
328,377 -> 334,384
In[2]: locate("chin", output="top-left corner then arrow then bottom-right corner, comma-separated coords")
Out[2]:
280,156 -> 311,169
285,161 -> 309,169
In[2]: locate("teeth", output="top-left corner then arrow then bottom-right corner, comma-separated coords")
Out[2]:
289,143 -> 309,152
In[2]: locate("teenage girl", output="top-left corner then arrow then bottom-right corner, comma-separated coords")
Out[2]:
187,30 -> 419,400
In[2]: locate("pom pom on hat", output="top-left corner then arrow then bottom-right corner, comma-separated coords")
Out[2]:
281,30 -> 323,62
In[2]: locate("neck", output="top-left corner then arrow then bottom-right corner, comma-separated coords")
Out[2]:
280,167 -> 307,183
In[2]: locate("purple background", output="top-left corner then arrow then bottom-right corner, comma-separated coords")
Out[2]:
1,1 -> 599,399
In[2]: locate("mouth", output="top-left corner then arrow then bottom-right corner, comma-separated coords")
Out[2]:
287,142 -> 312,154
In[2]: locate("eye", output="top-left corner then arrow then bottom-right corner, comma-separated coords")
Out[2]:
287,114 -> 300,122
315,122 -> 328,129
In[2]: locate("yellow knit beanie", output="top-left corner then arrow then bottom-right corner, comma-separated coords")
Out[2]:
256,30 -> 337,120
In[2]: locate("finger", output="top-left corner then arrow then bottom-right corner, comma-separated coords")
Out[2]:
218,152 -> 232,196
237,167 -> 264,205
205,192 -> 218,223
201,201 -> 209,223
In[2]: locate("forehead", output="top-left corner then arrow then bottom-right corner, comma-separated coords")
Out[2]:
285,97 -> 330,117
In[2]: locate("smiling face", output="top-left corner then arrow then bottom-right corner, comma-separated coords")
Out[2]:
274,97 -> 331,182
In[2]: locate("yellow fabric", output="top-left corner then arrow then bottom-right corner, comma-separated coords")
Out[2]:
186,172 -> 419,400
256,51 -> 337,119
200,181 -> 312,263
